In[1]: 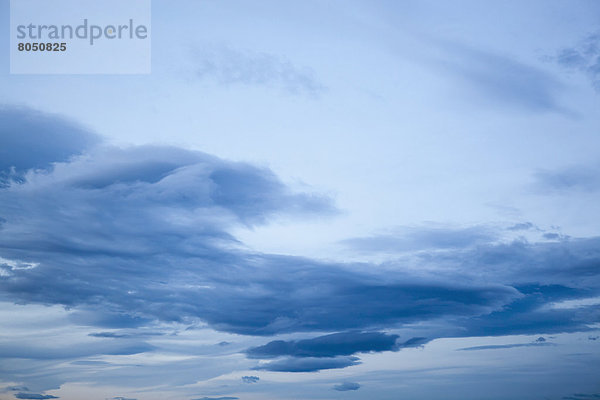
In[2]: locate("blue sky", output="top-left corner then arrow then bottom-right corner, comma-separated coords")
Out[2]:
1,1 -> 600,399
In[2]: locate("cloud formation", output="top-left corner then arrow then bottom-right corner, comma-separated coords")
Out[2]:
194,45 -> 325,96
192,397 -> 239,400
341,225 -> 497,253
458,341 -> 554,351
554,30 -> 600,91
0,106 -> 99,186
241,376 -> 259,384
433,40 -> 564,112
14,394 -> 59,400
333,382 -> 360,391
533,164 -> 600,193
254,356 -> 360,372
0,109 -> 520,338
0,106 -> 599,389
246,332 -> 401,359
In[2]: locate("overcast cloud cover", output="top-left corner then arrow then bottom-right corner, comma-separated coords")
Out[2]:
1,1 -> 600,400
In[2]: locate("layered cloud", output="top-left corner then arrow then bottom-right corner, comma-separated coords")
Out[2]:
0,106 -> 521,339
1,106 -> 599,393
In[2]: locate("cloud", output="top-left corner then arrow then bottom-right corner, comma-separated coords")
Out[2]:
245,332 -> 430,372
562,394 -> 600,400
88,331 -> 164,339
457,341 -> 554,351
432,40 -> 564,112
112,397 -> 137,400
14,394 -> 59,400
3,387 -> 29,392
0,111 -> 518,337
2,106 -> 600,388
0,341 -> 153,360
0,106 -> 99,184
333,382 -> 361,391
341,225 -> 497,253
192,397 -> 239,400
398,337 -> 429,348
507,222 -> 536,231
533,164 -> 600,193
254,356 -> 360,372
70,361 -> 111,366
457,337 -> 551,352
241,376 -> 259,384
554,30 -> 600,91
194,45 -> 325,96
246,332 -> 400,358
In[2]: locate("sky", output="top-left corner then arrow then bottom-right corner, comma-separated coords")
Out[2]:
0,0 -> 600,399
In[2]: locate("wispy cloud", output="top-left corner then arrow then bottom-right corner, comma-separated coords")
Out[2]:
553,30 -> 600,91
194,45 -> 325,97
562,393 -> 600,400
533,164 -> 600,193
192,397 -> 239,400
14,394 -> 59,400
431,40 -> 565,112
341,225 -> 497,253
458,337 -> 554,351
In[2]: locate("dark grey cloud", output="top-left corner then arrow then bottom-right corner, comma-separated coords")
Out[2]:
254,356 -> 360,372
554,30 -> 600,91
399,337 -> 429,348
195,45 -> 325,97
246,332 -> 401,359
241,376 -> 259,384
0,106 -> 99,184
333,382 -> 360,391
533,164 -> 600,193
14,394 -> 59,400
112,397 -> 137,400
245,332 -> 430,372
